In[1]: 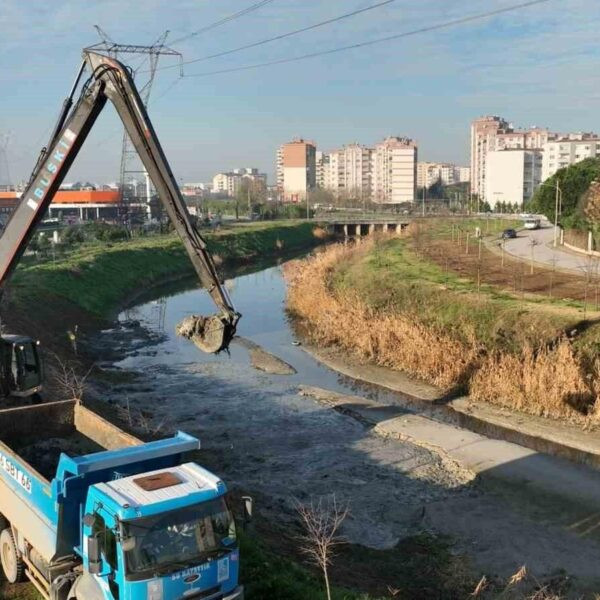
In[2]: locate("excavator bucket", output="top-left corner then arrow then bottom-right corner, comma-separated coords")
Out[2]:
176,315 -> 236,354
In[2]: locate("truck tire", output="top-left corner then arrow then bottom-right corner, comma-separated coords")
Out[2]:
0,528 -> 24,583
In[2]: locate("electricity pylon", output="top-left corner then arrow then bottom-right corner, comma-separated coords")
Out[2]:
86,27 -> 182,223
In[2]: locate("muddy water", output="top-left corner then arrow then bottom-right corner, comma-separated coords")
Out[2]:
94,263 -> 471,550
91,263 -> 600,587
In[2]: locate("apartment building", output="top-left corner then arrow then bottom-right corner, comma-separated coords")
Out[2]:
372,137 -> 417,204
278,139 -> 316,202
471,116 -> 551,195
417,162 -> 470,189
485,149 -> 543,209
542,134 -> 600,180
212,168 -> 267,197
471,116 -> 510,197
458,166 -> 471,183
315,151 -> 330,189
325,143 -> 373,198
416,162 -> 439,188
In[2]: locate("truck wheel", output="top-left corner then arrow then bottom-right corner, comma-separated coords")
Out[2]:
0,528 -> 24,583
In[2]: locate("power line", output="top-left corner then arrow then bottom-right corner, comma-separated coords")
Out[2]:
181,0 -> 554,78
154,0 -> 398,73
170,0 -> 276,46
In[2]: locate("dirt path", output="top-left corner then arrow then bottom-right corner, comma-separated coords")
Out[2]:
420,224 -> 600,305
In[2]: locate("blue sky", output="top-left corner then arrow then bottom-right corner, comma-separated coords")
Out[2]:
1,0 -> 598,185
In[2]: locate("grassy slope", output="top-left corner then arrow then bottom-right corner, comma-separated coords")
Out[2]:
288,221 -> 600,423
332,235 -> 581,355
9,221 -> 318,316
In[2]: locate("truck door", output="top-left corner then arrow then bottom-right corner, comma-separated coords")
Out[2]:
82,507 -> 122,600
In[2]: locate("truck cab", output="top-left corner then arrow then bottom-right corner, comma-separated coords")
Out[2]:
0,335 -> 42,398
0,400 -> 244,600
79,464 -> 242,600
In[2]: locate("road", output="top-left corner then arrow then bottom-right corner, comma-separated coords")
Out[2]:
501,222 -> 594,274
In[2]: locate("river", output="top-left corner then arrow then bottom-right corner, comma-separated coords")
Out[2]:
89,259 -> 600,588
92,261 -> 469,550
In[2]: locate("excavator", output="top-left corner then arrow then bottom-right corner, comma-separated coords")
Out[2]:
0,50 -> 240,399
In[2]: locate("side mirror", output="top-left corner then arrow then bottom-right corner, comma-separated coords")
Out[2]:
87,535 -> 101,575
241,496 -> 253,525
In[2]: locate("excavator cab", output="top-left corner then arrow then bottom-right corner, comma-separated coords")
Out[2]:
0,336 -> 42,398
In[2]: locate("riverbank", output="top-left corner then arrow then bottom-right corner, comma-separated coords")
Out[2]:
0,220 -> 361,600
285,228 -> 600,428
3,221 -> 324,360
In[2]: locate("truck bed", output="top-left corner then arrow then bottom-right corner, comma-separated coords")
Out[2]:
0,399 -> 141,483
15,432 -> 104,480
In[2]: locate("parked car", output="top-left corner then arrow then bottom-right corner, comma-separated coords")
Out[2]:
502,228 -> 517,239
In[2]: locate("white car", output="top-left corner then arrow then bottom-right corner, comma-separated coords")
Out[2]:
523,218 -> 540,230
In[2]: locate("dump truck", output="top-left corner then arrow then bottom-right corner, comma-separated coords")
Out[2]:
0,399 -> 246,599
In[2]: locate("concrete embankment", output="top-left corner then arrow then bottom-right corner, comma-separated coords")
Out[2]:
301,343 -> 600,471
298,383 -> 600,515
285,235 -> 600,472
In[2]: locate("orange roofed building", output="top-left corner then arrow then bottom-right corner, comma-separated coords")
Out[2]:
0,189 -> 124,222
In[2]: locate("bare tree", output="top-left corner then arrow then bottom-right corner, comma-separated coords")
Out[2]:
548,253 -> 558,299
116,397 -> 172,437
50,352 -> 93,400
295,495 -> 349,600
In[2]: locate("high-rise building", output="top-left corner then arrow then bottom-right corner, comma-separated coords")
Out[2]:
458,166 -> 471,183
416,162 -> 439,188
325,143 -> 373,199
542,134 -> 600,181
372,137 -> 417,204
470,116 -> 511,197
315,151 -> 330,189
471,116 -> 558,202
279,139 -> 316,202
417,162 -> 470,188
485,149 -> 543,209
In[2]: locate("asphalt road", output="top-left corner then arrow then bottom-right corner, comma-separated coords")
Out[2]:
501,223 -> 594,273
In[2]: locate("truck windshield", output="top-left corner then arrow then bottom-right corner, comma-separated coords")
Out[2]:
122,497 -> 236,581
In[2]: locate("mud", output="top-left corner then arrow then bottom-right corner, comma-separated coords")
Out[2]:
85,262 -> 600,592
234,336 -> 296,375
17,433 -> 102,480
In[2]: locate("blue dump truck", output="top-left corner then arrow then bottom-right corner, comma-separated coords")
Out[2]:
0,399 -> 245,599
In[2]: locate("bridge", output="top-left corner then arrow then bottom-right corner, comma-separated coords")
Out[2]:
315,212 -> 411,237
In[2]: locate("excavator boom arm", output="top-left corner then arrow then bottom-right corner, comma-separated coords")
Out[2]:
0,51 -> 239,352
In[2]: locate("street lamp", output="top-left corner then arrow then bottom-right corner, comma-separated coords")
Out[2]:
537,179 -> 562,247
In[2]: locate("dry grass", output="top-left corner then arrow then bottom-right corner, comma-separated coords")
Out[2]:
285,239 -> 480,389
286,236 -> 600,425
471,340 -> 600,421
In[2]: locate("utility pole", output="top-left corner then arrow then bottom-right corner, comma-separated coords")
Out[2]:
553,180 -> 561,247
87,27 -> 182,224
422,184 -> 425,217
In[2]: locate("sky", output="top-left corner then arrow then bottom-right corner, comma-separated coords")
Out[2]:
0,0 -> 599,185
